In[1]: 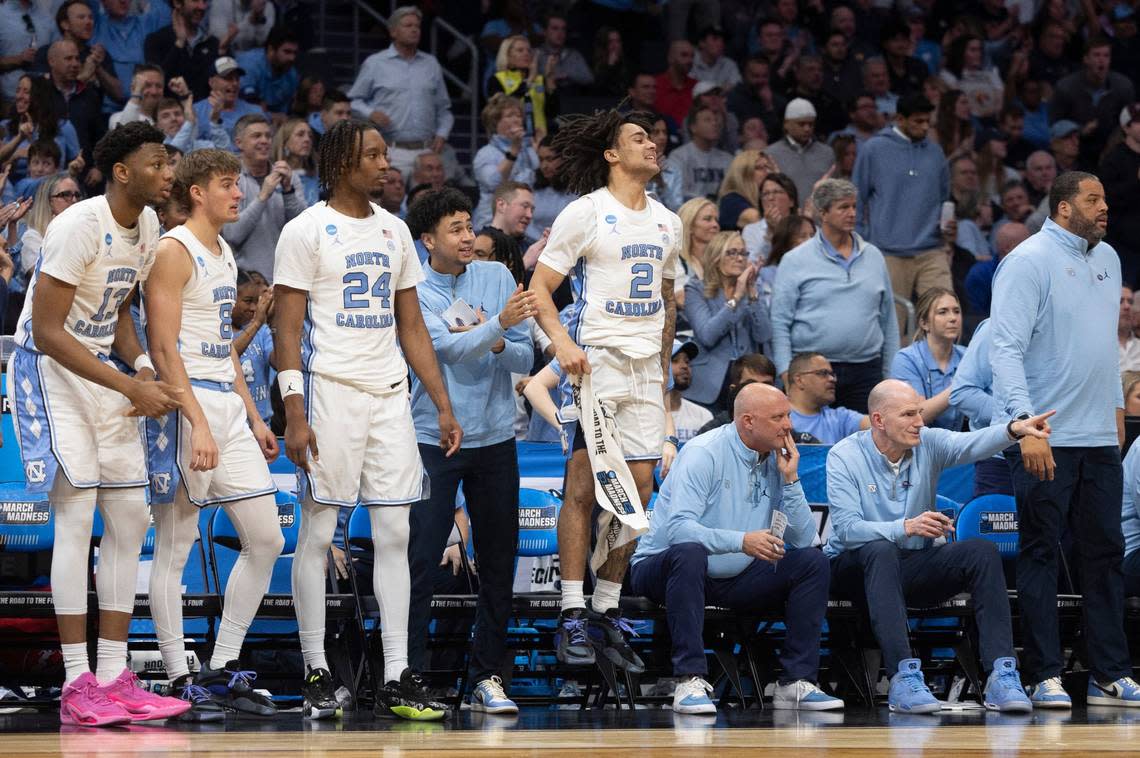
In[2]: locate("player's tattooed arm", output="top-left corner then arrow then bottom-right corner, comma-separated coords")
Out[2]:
394,287 -> 463,456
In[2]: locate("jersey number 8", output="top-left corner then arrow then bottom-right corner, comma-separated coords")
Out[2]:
342,271 -> 392,309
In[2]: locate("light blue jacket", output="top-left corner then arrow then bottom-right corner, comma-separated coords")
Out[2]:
824,424 -> 1014,557
632,423 -> 815,578
682,280 -> 771,405
770,231 -> 899,376
851,127 -> 948,256
950,319 -> 996,431
410,260 -> 533,448
1123,441 -> 1140,558
990,217 -> 1123,447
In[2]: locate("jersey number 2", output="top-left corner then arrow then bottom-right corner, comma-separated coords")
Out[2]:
342,271 -> 392,309
629,263 -> 653,299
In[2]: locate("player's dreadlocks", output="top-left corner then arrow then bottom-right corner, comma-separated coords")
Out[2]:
551,108 -> 656,197
318,118 -> 379,197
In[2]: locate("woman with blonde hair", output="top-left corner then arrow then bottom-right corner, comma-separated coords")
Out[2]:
472,93 -> 538,228
717,149 -> 776,230
676,197 -> 719,294
1124,371 -> 1140,416
890,286 -> 966,429
486,35 -> 559,140
683,230 -> 771,409
271,117 -> 319,206
19,173 -> 81,279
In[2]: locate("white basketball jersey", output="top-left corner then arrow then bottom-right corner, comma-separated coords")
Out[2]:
273,202 -> 424,394
538,188 -> 683,359
16,196 -> 158,355
160,225 -> 238,383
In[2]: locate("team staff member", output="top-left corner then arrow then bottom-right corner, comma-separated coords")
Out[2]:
991,171 -> 1140,708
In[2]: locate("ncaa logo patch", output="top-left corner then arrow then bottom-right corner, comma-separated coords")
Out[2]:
24,460 -> 45,484
104,233 -> 113,245
605,214 -> 620,235
325,224 -> 337,236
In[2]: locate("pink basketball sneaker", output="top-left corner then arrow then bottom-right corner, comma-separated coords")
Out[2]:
100,669 -> 192,721
60,672 -> 132,727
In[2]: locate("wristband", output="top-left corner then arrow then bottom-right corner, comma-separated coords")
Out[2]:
133,354 -> 155,373
664,435 -> 679,448
278,369 -> 304,399
503,151 -> 517,161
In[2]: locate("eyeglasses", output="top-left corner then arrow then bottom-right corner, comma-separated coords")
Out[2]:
799,369 -> 836,379
52,191 -> 81,200
761,189 -> 788,200
723,248 -> 748,258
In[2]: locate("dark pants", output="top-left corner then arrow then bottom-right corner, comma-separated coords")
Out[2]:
831,359 -> 882,415
830,539 -> 1014,674
974,455 -> 1015,498
407,439 -> 520,684
1006,445 -> 1131,683
627,543 -> 830,682
1125,550 -> 1140,598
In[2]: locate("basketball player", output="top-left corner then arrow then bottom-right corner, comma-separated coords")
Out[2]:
274,119 -> 461,721
144,148 -> 284,721
8,122 -> 188,726
529,109 -> 681,671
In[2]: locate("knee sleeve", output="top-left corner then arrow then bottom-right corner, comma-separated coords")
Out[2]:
369,505 -> 411,633
149,493 -> 201,643
94,487 -> 150,613
291,496 -> 339,634
50,477 -> 98,616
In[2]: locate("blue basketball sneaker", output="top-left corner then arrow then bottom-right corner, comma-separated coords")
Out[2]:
1025,677 -> 1071,709
1087,676 -> 1140,707
888,659 -> 941,714
672,676 -> 716,715
470,676 -> 518,715
983,657 -> 1032,713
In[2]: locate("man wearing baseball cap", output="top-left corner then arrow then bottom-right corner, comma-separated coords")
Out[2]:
1099,103 -> 1140,285
766,98 -> 836,203
144,0 -> 218,100
1049,120 -> 1083,172
669,339 -> 713,444
191,56 -> 262,142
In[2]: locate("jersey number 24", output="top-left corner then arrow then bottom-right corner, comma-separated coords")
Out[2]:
342,271 -> 391,309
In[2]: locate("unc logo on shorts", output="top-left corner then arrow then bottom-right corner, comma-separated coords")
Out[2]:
605,214 -> 619,235
867,483 -> 877,493
152,472 -> 171,495
24,460 -> 46,484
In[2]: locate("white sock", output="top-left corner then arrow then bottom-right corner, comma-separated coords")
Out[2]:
209,633 -> 243,671
95,638 -> 128,684
61,642 -> 89,686
590,579 -> 622,614
299,629 -> 329,672
158,637 -> 191,680
382,632 -> 409,685
561,580 -> 585,613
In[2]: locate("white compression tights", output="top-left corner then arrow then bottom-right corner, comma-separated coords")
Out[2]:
51,478 -> 150,617
150,491 -> 283,679
291,498 -> 411,682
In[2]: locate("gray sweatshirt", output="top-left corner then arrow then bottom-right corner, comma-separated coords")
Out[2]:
222,165 -> 307,281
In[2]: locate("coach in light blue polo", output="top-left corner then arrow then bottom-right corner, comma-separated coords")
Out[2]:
629,383 -> 842,715
991,170 -> 1140,708
825,379 -> 1041,714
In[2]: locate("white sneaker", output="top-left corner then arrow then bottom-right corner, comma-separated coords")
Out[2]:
772,680 -> 845,711
1026,677 -> 1072,709
672,676 -> 716,715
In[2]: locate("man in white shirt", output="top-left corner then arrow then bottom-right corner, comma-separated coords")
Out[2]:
669,339 -> 712,443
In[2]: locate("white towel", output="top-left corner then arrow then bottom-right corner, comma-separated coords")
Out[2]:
572,373 -> 648,573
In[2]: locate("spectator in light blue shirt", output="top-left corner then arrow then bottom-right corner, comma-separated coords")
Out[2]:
92,0 -> 170,103
786,352 -> 868,444
191,57 -> 261,142
826,379 -> 1049,713
236,27 -> 300,116
890,287 -> 966,431
769,178 -> 898,414
990,171 -> 1140,707
232,270 -> 274,425
630,383 -> 842,715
